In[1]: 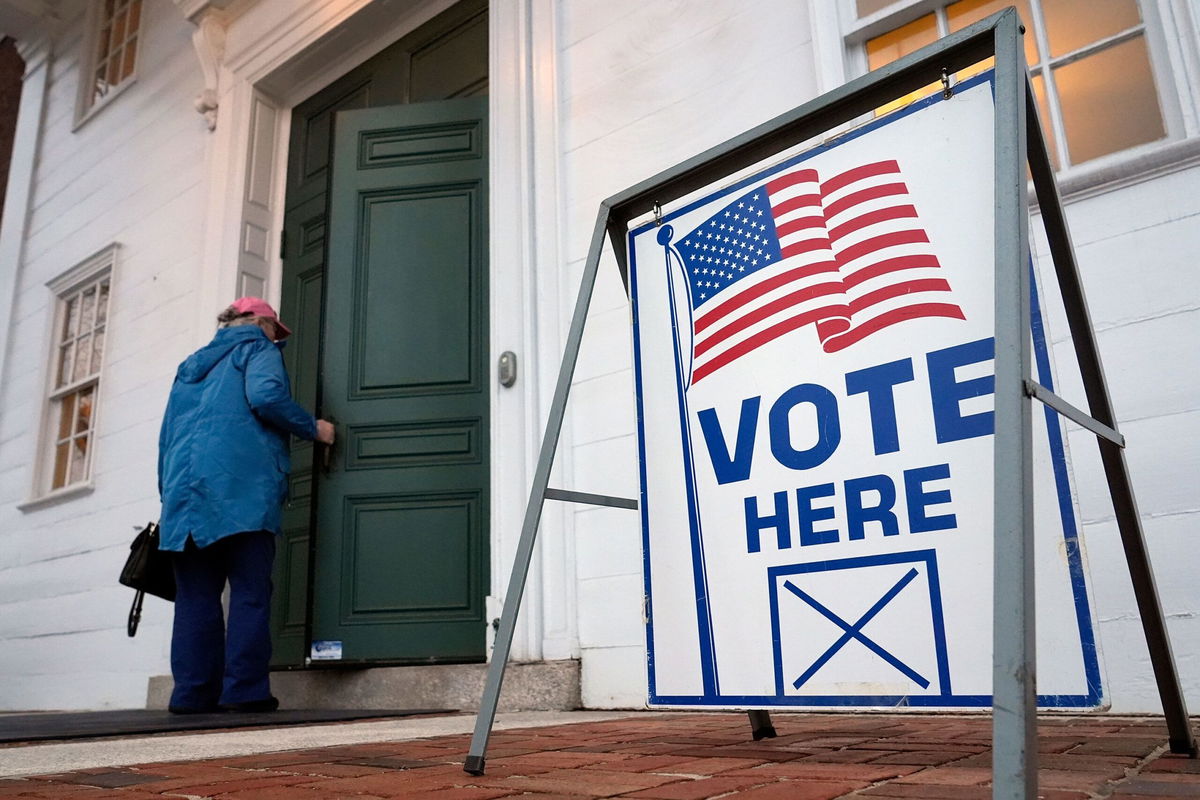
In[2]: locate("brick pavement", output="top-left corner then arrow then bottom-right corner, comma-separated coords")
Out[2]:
1,713 -> 1196,799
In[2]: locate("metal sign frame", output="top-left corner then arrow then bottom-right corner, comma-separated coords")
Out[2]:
462,9 -> 1196,798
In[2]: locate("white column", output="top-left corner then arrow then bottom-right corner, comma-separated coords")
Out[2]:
0,37 -> 51,393
489,0 -> 574,663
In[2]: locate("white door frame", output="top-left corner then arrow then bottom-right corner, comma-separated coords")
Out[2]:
187,0 -> 574,664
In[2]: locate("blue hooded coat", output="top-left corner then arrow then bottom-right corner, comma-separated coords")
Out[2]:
158,325 -> 317,551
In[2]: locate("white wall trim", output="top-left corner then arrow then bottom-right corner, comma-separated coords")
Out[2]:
0,37 -> 52,409
488,0 -> 573,663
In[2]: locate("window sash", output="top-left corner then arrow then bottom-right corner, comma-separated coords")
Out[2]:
80,0 -> 143,116
851,0 -> 1170,170
41,272 -> 111,494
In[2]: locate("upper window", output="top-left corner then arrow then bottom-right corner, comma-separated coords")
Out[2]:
29,247 -> 116,502
78,0 -> 144,120
852,1 -> 1169,170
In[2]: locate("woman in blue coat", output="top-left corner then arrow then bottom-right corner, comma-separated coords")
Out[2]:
158,297 -> 334,713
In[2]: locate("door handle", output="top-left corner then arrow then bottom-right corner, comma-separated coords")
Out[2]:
320,416 -> 337,474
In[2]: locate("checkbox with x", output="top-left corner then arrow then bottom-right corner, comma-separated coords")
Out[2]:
768,550 -> 953,698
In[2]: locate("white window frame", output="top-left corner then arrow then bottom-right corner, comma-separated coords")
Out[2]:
74,0 -> 146,128
20,245 -> 119,510
833,0 -> 1200,196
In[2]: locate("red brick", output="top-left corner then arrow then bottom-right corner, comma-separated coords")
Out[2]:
891,766 -> 993,785
277,761 -> 395,778
1111,778 -> 1200,797
497,767 -> 686,797
859,787 -> 993,799
869,750 -> 975,766
650,757 -> 768,776
154,774 -> 316,796
583,755 -> 698,773
1145,755 -> 1200,774
489,750 -> 629,770
727,780 -> 861,800
723,762 -> 919,781
1037,767 -> 1129,791
211,787 -> 387,800
1067,738 -> 1164,757
623,776 -> 779,799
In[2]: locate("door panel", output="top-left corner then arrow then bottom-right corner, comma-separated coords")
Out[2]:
312,97 -> 489,663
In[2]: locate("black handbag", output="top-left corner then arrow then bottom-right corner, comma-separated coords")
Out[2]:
119,521 -> 176,636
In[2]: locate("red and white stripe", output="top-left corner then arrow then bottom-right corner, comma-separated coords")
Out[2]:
816,160 -> 964,353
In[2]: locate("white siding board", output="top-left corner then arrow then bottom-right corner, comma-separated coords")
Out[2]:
575,506 -> 642,581
578,573 -> 644,649
580,645 -> 648,709
1068,409 -> 1200,525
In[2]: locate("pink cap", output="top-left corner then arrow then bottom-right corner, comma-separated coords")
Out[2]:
230,296 -> 292,339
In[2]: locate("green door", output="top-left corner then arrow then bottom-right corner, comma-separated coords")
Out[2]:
311,97 -> 489,662
271,0 -> 487,667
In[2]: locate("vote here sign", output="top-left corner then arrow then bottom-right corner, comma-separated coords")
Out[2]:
627,74 -> 1103,709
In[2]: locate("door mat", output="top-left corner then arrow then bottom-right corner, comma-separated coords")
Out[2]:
0,708 -> 454,744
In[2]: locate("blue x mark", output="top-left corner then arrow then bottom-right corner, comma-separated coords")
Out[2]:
784,567 -> 930,690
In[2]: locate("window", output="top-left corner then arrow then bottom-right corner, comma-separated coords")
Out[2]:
77,0 -> 144,119
31,247 -> 116,501
852,1 -> 1170,170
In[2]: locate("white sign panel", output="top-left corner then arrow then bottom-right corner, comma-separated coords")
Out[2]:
628,74 -> 1103,709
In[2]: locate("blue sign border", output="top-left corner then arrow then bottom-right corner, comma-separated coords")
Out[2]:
628,71 -> 1103,709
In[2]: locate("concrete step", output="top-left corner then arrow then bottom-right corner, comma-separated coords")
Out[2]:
146,659 -> 581,712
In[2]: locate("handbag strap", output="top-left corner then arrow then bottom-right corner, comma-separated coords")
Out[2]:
127,590 -> 145,637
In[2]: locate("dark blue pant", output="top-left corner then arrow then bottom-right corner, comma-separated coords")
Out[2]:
169,531 -> 275,710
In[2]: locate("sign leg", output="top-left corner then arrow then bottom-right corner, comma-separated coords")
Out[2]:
464,206 -> 614,776
992,11 -> 1037,800
1025,76 -> 1197,761
747,710 -> 776,740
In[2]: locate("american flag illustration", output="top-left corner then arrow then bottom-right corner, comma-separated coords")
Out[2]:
666,160 -> 965,385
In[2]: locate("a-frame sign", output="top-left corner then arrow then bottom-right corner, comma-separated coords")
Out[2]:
463,9 -> 1196,799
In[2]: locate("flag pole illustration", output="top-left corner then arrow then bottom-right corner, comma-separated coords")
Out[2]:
659,223 -> 719,697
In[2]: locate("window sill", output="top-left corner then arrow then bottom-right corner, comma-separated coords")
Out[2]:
18,482 -> 96,512
72,77 -> 138,133
1035,137 -> 1200,208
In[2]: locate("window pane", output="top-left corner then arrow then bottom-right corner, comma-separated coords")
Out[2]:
97,26 -> 112,63
70,435 -> 88,484
857,0 -> 896,16
947,0 -> 1039,65
52,441 -> 70,489
97,280 -> 110,324
1030,74 -> 1060,170
106,51 -> 122,85
866,13 -> 939,70
76,387 -> 94,435
866,14 -> 941,114
56,393 -> 77,442
121,38 -> 137,80
58,342 -> 75,387
1043,0 -> 1141,58
73,334 -> 93,382
81,286 -> 97,332
112,9 -> 127,45
63,294 -> 80,339
91,328 -> 106,373
1054,36 -> 1164,164
127,0 -> 141,32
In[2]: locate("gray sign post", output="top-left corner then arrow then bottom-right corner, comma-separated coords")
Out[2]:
463,9 -> 1196,797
